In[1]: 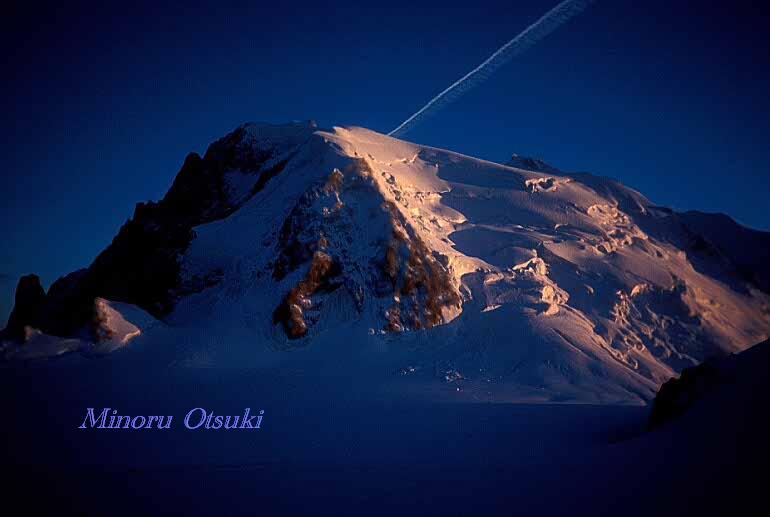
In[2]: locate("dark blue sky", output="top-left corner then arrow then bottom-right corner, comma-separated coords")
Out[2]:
2,0 -> 770,321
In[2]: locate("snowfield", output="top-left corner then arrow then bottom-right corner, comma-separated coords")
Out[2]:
3,340 -> 768,516
3,122 -> 770,405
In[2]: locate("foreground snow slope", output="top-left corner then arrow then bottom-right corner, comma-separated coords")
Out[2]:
4,340 -> 768,516
5,122 -> 770,403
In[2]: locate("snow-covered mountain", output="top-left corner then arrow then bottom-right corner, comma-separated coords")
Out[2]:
3,121 -> 770,403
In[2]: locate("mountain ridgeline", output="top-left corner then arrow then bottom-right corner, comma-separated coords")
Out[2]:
3,121 -> 769,402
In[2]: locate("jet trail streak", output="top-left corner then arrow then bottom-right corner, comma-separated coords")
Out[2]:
389,0 -> 595,138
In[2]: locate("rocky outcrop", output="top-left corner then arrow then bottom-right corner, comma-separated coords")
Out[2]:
506,153 -> 559,173
648,339 -> 770,429
1,274 -> 46,342
647,358 -> 722,429
273,250 -> 343,339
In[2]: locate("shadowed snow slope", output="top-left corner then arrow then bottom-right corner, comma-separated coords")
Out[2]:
4,123 -> 770,403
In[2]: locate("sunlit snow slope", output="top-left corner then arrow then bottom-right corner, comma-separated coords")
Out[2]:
4,122 -> 770,403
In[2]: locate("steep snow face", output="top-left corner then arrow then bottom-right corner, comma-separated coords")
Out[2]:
177,128 -> 466,342
166,125 -> 770,401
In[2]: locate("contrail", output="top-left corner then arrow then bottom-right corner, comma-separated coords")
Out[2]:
389,0 -> 595,138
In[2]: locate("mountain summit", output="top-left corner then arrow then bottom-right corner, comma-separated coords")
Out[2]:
3,122 -> 769,403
